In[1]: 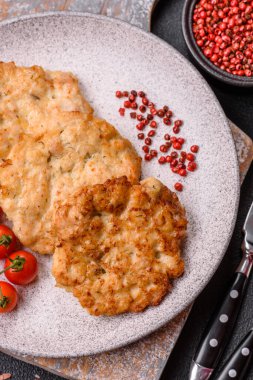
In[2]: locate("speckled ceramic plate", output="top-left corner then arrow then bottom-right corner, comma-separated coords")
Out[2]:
0,12 -> 239,357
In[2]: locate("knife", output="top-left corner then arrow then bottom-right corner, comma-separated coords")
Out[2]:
189,202 -> 253,380
215,328 -> 253,380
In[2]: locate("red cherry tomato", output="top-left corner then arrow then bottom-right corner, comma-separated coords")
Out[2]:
0,281 -> 18,313
0,225 -> 17,259
3,251 -> 38,285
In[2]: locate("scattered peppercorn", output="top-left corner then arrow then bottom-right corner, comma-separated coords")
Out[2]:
173,126 -> 180,134
145,153 -> 152,161
179,168 -> 187,177
178,137 -> 185,145
188,162 -> 197,171
175,120 -> 183,127
187,153 -> 195,161
119,108 -> 125,116
142,145 -> 149,153
137,115 -> 144,121
174,182 -> 183,192
157,109 -> 165,118
150,149 -> 158,157
148,130 -> 156,137
150,120 -> 157,128
173,142 -> 182,150
160,144 -> 169,153
136,122 -> 145,131
163,118 -> 171,126
115,89 -> 200,190
191,145 -> 199,153
139,105 -> 146,113
158,156 -> 166,164
116,91 -> 123,98
171,166 -> 179,173
129,94 -> 136,102
171,159 -> 178,167
145,137 -> 152,146
124,100 -> 131,108
171,151 -> 178,158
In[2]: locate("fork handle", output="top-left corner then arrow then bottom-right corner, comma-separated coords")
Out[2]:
193,271 -> 249,371
216,329 -> 253,380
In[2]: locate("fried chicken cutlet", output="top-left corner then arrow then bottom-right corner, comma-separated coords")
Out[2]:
52,176 -> 187,316
0,62 -> 141,254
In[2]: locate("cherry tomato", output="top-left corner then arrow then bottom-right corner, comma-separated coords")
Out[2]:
0,281 -> 18,313
3,251 -> 38,285
0,225 -> 17,259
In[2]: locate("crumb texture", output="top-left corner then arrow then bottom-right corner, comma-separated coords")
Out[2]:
52,176 -> 187,315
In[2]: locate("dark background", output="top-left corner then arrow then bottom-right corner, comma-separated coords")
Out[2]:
1,0 -> 253,379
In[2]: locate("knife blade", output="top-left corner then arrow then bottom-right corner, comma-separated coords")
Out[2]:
189,202 -> 253,380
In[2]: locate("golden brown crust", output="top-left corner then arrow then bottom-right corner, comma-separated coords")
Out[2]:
52,177 -> 187,316
0,62 -> 141,253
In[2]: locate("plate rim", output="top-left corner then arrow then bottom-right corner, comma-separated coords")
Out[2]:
0,11 -> 240,357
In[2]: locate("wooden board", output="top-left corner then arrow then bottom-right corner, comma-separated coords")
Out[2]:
0,1 -> 252,379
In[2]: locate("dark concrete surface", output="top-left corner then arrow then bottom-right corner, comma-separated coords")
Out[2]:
0,0 -> 253,379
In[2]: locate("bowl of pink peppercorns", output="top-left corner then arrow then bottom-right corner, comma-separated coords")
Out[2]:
182,0 -> 253,86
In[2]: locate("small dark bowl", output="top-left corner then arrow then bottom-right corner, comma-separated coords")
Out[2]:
182,0 -> 253,87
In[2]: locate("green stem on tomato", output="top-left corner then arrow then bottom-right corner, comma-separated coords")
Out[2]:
0,234 -> 12,247
0,256 -> 26,275
0,286 -> 9,309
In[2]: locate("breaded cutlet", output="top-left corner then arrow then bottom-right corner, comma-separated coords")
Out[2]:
52,176 -> 187,316
0,62 -> 141,254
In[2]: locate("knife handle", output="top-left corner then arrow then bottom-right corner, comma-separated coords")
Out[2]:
194,272 -> 249,371
216,329 -> 253,380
